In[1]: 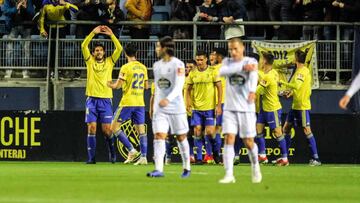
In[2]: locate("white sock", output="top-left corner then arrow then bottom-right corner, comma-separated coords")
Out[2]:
223,144 -> 235,177
248,143 -> 259,166
177,138 -> 191,171
154,139 -> 166,172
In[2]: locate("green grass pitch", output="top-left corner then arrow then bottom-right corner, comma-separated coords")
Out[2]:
0,162 -> 359,203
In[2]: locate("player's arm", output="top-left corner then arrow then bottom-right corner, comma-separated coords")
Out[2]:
107,66 -> 126,89
279,74 -> 303,90
81,26 -> 101,61
103,26 -> 123,63
248,68 -> 258,103
144,69 -> 149,90
38,6 -> 47,38
149,83 -> 155,119
256,84 -> 265,96
215,81 -> 222,116
339,71 -> 360,109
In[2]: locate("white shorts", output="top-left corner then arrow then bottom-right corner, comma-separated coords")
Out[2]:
152,112 -> 189,135
222,110 -> 257,138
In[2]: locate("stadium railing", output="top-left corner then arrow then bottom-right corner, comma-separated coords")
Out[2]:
0,21 -> 358,110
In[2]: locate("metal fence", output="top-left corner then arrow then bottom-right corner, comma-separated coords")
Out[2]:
0,21 -> 358,86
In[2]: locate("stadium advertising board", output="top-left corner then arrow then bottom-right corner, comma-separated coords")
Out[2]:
0,111 -> 359,163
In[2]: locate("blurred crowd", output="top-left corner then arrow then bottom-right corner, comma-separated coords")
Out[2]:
0,0 -> 359,40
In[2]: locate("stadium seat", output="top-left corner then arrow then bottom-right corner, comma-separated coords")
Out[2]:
150,12 -> 169,36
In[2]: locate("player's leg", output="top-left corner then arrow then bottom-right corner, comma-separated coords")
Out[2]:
204,133 -> 214,164
215,104 -> 224,161
165,135 -> 173,165
111,107 -> 138,164
133,107 -> 148,165
219,111 -> 238,184
98,98 -> 117,163
283,110 -> 295,155
147,113 -> 169,177
205,110 -> 220,164
171,113 -> 191,178
233,134 -> 243,165
269,109 -> 288,166
301,111 -> 321,166
256,110 -> 267,164
85,97 -> 98,164
240,112 -> 262,183
187,116 -> 195,163
192,111 -> 204,164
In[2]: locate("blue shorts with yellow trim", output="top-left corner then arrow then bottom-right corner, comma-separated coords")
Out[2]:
257,109 -> 282,130
286,109 -> 311,127
191,110 -> 215,126
85,97 -> 113,124
113,106 -> 145,125
216,103 -> 224,126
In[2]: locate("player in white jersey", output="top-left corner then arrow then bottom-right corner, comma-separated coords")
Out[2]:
147,36 -> 191,178
218,38 -> 262,184
339,71 -> 360,109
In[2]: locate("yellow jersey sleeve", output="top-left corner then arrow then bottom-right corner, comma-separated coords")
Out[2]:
151,83 -> 155,95
81,31 -> 95,62
110,34 -> 122,64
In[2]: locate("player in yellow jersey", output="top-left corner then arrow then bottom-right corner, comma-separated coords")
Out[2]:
107,43 -> 148,165
280,50 -> 321,166
82,25 -> 122,164
187,50 -> 222,164
256,52 -> 288,166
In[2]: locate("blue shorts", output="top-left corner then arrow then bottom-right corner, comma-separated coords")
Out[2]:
286,110 -> 311,127
216,104 -> 224,126
85,97 -> 113,124
191,110 -> 215,126
257,109 -> 282,130
113,106 -> 145,125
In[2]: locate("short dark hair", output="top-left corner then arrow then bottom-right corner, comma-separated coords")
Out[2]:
124,43 -> 137,57
213,48 -> 227,58
295,50 -> 306,64
159,36 -> 175,56
196,50 -> 207,58
262,52 -> 274,65
186,59 -> 196,64
92,43 -> 105,53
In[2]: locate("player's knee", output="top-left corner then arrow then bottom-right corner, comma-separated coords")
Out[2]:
155,133 -> 167,140
216,126 -> 222,134
88,124 -> 96,134
273,127 -> 282,137
194,126 -> 202,136
136,125 -> 146,135
205,126 -> 215,135
176,134 -> 187,142
243,138 -> 254,149
303,127 -> 312,135
224,134 -> 235,145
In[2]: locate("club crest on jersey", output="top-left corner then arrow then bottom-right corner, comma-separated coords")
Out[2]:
297,73 -> 304,81
229,74 -> 246,85
260,79 -> 267,86
158,78 -> 171,89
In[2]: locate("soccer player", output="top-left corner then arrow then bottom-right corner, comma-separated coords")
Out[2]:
184,60 -> 196,163
211,48 -> 227,163
187,50 -> 223,164
82,25 -> 122,164
107,43 -> 148,165
219,38 -> 262,184
147,36 -> 191,178
339,71 -> 360,109
256,52 -> 288,166
280,50 -> 321,166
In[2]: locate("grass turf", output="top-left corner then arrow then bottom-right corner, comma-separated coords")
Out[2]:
0,162 -> 359,203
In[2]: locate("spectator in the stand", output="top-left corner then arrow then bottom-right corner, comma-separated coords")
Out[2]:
125,0 -> 152,39
194,0 -> 220,40
215,0 -> 247,40
73,0 -> 103,38
332,0 -> 360,40
38,0 -> 78,38
268,0 -> 297,40
245,0 -> 274,40
3,0 -> 35,79
169,0 -> 196,39
295,0 -> 326,40
99,0 -> 125,37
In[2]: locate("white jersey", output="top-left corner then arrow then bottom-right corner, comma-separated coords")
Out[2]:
153,57 -> 186,114
220,57 -> 258,112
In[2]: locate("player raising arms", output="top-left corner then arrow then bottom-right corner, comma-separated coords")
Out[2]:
147,36 -> 191,178
107,43 -> 148,165
280,50 -> 321,166
187,50 -> 223,164
81,25 -> 122,164
219,38 -> 262,184
256,52 -> 288,166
